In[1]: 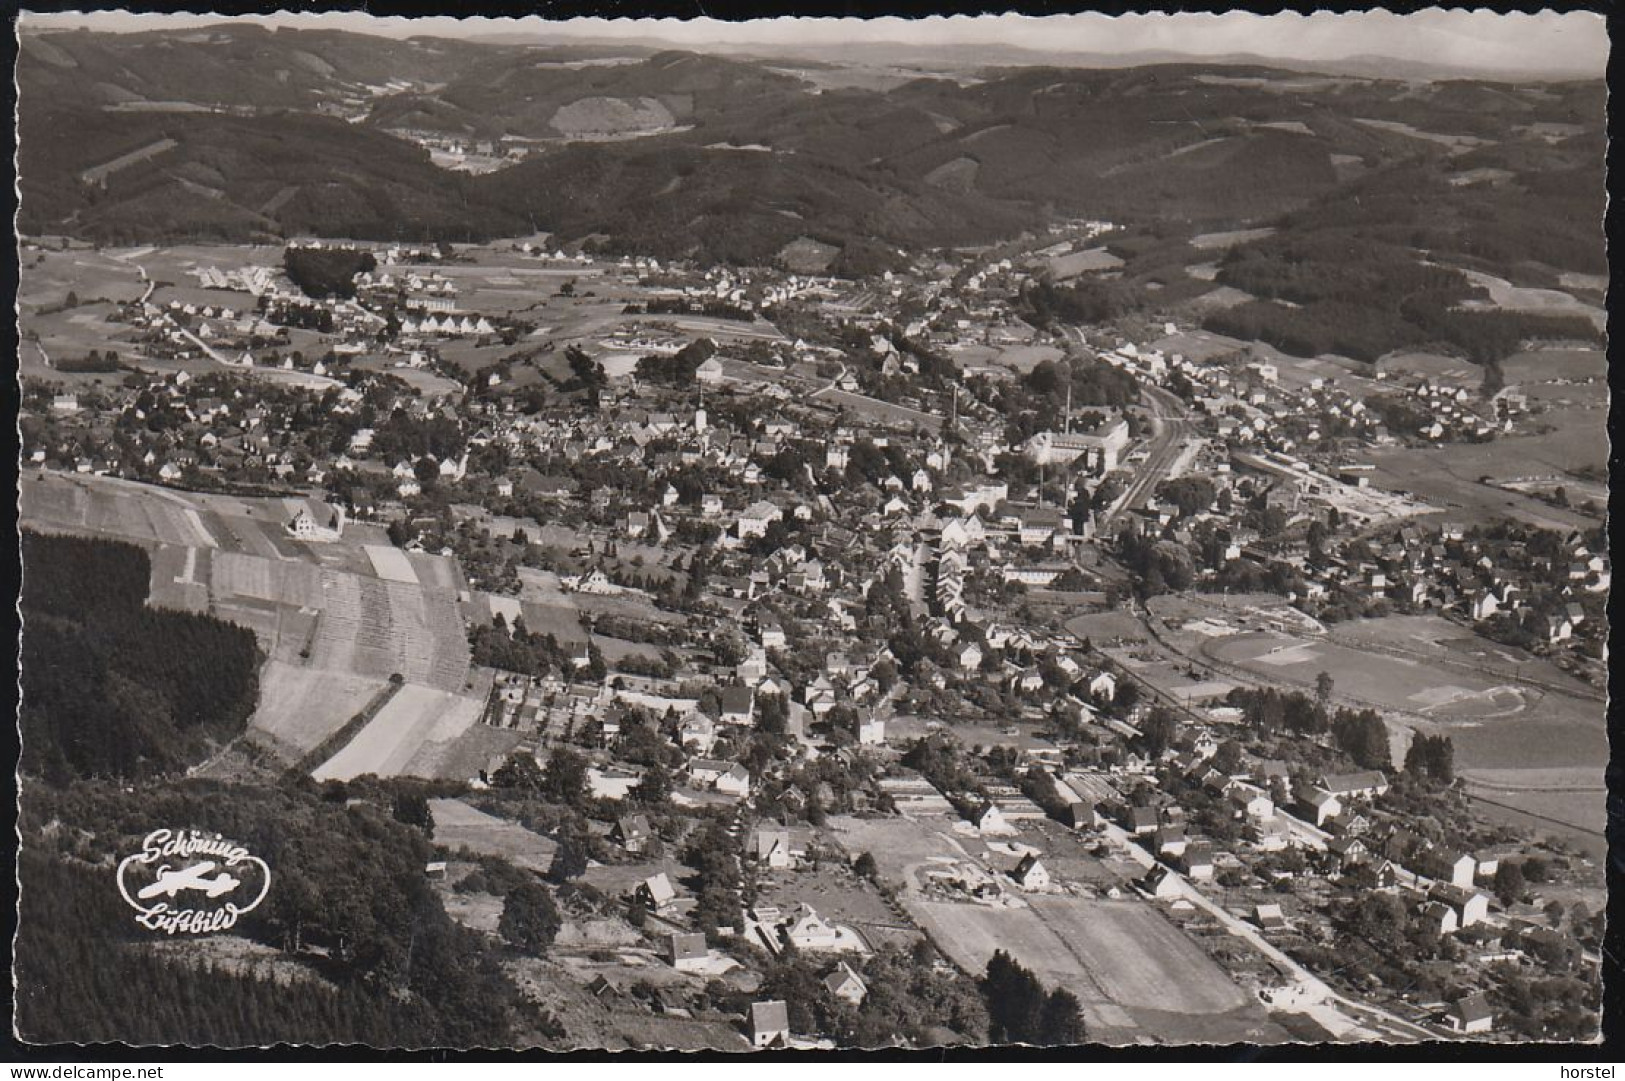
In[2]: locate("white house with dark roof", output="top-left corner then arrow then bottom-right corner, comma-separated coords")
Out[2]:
823,962 -> 868,1006
750,1000 -> 790,1048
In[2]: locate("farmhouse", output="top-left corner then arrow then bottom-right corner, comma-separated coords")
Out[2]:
738,501 -> 784,539
783,905 -> 845,951
1011,853 -> 1051,891
720,685 -> 755,726
1430,884 -> 1490,928
751,827 -> 792,869
1297,787 -> 1343,827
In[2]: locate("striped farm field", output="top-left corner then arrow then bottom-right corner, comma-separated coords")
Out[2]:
210,551 -> 326,607
312,683 -> 485,781
407,551 -> 463,592
251,660 -> 394,754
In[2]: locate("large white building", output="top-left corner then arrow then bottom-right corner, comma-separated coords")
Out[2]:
1022,417 -> 1130,471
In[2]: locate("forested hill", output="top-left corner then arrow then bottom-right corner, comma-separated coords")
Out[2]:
16,780 -> 524,1047
16,25 -> 1605,271
20,531 -> 263,783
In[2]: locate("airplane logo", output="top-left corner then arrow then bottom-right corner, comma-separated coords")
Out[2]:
136,861 -> 242,900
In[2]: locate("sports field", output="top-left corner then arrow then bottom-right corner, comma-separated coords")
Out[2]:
312,683 -> 485,781
1209,627 -> 1605,772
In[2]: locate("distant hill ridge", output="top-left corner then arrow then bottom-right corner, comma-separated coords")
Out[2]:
16,27 -> 1605,270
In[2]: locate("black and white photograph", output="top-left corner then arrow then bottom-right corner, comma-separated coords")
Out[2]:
10,7 -> 1610,1052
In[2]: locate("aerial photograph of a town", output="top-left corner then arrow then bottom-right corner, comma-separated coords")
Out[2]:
10,7 -> 1610,1053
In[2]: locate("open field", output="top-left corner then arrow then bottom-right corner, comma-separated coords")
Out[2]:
993,343 -> 1064,372
825,816 -> 968,889
18,246 -> 149,311
403,719 -> 525,782
913,898 -> 1282,1044
1047,247 -> 1124,279
250,660 -> 392,754
429,798 -> 559,872
824,811 -> 1271,1040
1364,413 -> 1606,531
1145,328 -> 1246,363
312,682 -> 485,781
1455,270 -> 1605,332
1501,348 -> 1606,386
1189,227 -> 1275,250
21,471 -> 220,548
365,543 -> 421,584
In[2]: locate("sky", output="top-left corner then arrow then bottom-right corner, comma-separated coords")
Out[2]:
18,9 -> 1608,77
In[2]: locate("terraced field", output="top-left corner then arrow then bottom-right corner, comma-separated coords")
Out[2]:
22,471 -> 478,775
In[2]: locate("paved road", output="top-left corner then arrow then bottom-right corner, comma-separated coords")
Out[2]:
1096,820 -> 1439,1042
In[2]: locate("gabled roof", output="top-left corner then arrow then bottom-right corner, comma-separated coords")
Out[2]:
822,962 -> 867,997
641,873 -> 676,904
669,931 -> 709,962
751,1000 -> 790,1035
1013,853 -> 1047,881
1320,770 -> 1388,794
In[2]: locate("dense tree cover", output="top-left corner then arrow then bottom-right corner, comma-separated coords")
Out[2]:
1136,706 -> 1180,759
1205,229 -> 1602,365
1329,708 -> 1392,772
1156,475 -> 1217,518
564,344 -> 607,406
1225,685 -> 1327,737
1020,278 -> 1139,329
967,355 -> 1140,445
682,816 -> 747,939
753,945 -> 988,1046
21,532 -> 262,783
467,615 -> 577,676
1404,733 -> 1456,787
635,338 -> 716,385
283,245 -> 377,300
1116,533 -> 1196,597
979,951 -> 1087,1046
369,408 -> 466,464
18,781 -> 522,1047
901,735 -> 986,804
15,848 -> 430,1046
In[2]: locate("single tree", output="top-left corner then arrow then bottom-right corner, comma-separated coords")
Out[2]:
499,879 -> 562,954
